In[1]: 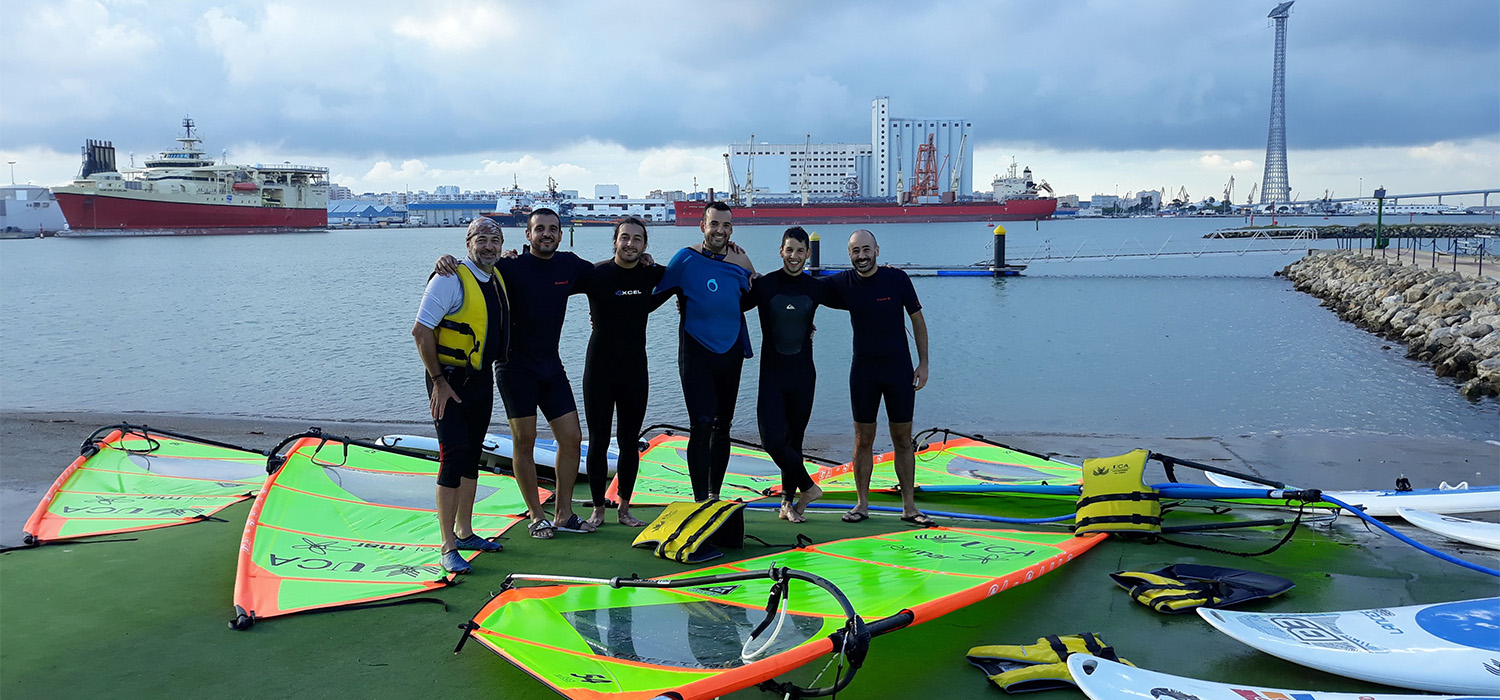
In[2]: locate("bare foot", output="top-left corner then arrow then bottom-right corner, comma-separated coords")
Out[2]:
778,498 -> 793,520
617,505 -> 647,528
793,485 -> 823,520
586,505 -> 607,529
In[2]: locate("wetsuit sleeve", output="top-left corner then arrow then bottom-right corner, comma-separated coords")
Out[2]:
568,253 -> 594,295
741,275 -> 764,311
654,248 -> 691,295
573,262 -> 598,297
899,270 -> 922,314
646,266 -> 673,311
816,275 -> 847,311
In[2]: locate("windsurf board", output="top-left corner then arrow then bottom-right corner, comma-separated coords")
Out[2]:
1397,508 -> 1500,551
1198,597 -> 1500,694
1205,472 -> 1500,516
1067,653 -> 1496,700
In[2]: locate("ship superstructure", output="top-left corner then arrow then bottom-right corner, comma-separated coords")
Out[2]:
53,118 -> 328,233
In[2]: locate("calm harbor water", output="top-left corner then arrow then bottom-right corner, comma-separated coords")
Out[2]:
1,214 -> 1495,443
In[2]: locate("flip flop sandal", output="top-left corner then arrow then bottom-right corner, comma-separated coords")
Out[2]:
528,518 -> 555,539
900,513 -> 937,528
556,513 -> 597,534
841,510 -> 870,523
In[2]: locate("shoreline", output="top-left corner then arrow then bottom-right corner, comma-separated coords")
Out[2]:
4,409 -> 1495,548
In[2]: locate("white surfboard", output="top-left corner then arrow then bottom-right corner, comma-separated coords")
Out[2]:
1397,508 -> 1500,551
1205,472 -> 1500,516
377,434 -> 621,474
1066,653 -> 1494,700
1197,598 -> 1500,694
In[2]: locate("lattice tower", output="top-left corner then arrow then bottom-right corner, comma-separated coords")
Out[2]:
1260,1 -> 1294,205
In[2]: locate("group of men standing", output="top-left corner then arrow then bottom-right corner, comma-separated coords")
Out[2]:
412,203 -> 930,574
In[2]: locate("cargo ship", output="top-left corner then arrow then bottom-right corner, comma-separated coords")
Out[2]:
53,118 -> 329,235
672,161 -> 1056,226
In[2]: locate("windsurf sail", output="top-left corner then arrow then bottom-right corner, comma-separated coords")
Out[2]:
811,432 -> 1084,497
21,424 -> 268,546
608,431 -> 834,506
230,430 -> 543,629
460,526 -> 1106,699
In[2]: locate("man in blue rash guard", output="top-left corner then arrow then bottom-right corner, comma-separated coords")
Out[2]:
432,209 -> 595,538
822,228 -> 931,527
742,227 -> 826,522
654,201 -> 756,502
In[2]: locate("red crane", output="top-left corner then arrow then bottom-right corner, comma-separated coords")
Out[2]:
909,134 -> 941,200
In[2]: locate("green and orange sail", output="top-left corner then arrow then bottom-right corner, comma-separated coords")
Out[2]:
462,526 -> 1105,699
231,431 -> 543,628
22,425 -> 268,545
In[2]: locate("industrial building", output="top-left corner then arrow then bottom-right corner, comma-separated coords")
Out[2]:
726,97 -> 974,201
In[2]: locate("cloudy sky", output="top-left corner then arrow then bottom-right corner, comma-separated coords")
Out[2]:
3,0 -> 1497,203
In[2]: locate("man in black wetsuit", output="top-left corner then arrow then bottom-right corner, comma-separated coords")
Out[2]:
575,217 -> 671,528
412,219 -> 509,574
824,229 -> 931,526
743,226 -> 825,522
434,208 -> 594,538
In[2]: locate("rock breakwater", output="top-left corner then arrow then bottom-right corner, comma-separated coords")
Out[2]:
1278,250 -> 1500,398
1210,222 -> 1500,239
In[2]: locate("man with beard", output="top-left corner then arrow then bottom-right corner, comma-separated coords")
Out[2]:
654,202 -> 755,502
433,209 -> 594,538
574,217 -> 672,527
412,218 -> 510,574
823,229 -> 931,526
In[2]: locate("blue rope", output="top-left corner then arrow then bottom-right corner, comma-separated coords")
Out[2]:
743,500 -> 1075,525
1321,495 -> 1500,578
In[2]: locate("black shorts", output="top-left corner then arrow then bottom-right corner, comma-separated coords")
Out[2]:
849,355 -> 915,424
495,364 -> 577,422
429,368 -> 493,488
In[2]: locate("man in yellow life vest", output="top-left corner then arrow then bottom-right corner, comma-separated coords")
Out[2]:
411,218 -> 512,574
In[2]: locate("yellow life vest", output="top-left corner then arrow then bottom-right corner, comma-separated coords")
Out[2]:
435,264 -> 507,371
633,500 -> 746,563
1074,449 -> 1161,536
967,634 -> 1132,692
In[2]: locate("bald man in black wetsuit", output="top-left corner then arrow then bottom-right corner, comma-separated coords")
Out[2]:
823,229 -> 931,526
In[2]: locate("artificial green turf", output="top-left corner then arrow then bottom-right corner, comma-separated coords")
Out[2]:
2,492 -> 1495,699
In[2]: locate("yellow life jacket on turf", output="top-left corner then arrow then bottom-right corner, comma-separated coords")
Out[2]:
633,500 -> 746,563
1074,449 -> 1161,536
435,264 -> 508,371
966,633 -> 1133,692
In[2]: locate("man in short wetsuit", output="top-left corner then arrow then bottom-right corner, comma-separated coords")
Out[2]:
654,201 -> 756,502
412,219 -> 510,574
823,229 -> 931,526
433,208 -> 594,538
575,217 -> 671,527
742,226 -> 826,522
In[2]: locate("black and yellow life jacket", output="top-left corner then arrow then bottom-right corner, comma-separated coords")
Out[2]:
1110,564 -> 1295,614
435,264 -> 508,371
633,500 -> 746,563
966,633 -> 1132,692
1074,449 -> 1161,536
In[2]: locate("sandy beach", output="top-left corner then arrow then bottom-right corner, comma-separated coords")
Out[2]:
5,409 -> 1494,548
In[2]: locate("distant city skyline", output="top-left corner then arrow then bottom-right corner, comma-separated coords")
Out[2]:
3,1 -> 1496,205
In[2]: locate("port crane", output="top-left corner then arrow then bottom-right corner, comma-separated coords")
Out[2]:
909,134 -> 941,200
1246,183 -> 1258,206
1224,176 -> 1234,206
722,152 -> 740,205
800,134 -> 811,206
948,133 -> 968,197
744,134 -> 756,207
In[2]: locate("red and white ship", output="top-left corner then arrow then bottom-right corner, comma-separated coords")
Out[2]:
674,159 -> 1057,226
53,119 -> 328,235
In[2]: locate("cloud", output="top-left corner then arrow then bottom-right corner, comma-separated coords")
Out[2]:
391,2 -> 518,50
1198,154 -> 1258,171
